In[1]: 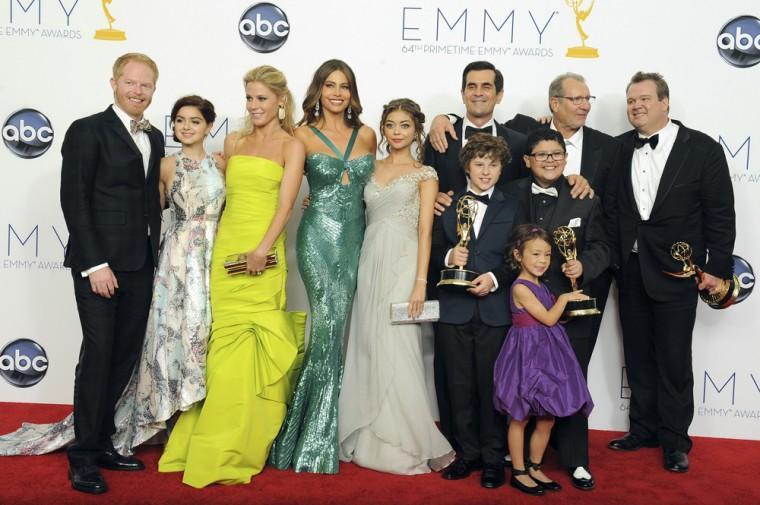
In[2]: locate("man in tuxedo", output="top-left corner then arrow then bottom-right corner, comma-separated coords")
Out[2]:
423,61 -> 526,447
506,129 -> 609,490
605,72 -> 735,473
60,53 -> 163,494
424,60 -> 529,215
432,134 -> 519,489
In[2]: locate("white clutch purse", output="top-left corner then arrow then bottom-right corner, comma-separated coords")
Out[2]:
390,300 -> 440,325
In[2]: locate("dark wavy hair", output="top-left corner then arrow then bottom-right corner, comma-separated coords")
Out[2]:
461,60 -> 504,93
170,95 -> 216,143
299,59 -> 363,128
525,128 -> 566,154
378,98 -> 426,163
459,133 -> 511,173
506,224 -> 552,271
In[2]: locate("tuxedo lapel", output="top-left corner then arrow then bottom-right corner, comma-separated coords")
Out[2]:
104,106 -> 142,159
478,189 -> 506,238
580,127 -> 602,183
650,127 -> 690,216
620,134 -> 640,219
146,128 -> 163,180
548,182 -> 573,231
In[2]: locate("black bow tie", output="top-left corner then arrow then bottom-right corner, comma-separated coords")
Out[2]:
465,125 -> 492,139
465,191 -> 490,205
634,134 -> 659,150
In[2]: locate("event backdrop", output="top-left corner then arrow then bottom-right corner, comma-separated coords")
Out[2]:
1,0 -> 758,440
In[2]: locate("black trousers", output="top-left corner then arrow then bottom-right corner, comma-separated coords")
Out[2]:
618,254 -> 697,453
438,315 -> 507,466
550,271 -> 611,468
67,246 -> 153,467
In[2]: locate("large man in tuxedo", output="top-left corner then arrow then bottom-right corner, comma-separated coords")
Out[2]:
506,129 -> 609,490
422,60 -> 526,447
60,53 -> 163,494
605,72 -> 735,473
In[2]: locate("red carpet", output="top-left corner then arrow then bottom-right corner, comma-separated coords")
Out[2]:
1,402 -> 758,505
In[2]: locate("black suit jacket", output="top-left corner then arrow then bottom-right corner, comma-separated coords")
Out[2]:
503,113 -> 616,199
60,105 -> 163,272
432,188 -> 519,327
424,117 -> 529,194
506,177 -> 609,298
604,120 -> 735,302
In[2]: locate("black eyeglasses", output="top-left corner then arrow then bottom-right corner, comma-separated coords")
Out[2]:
528,151 -> 567,161
554,95 -> 596,105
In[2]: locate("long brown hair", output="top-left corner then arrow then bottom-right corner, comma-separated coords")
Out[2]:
299,59 -> 363,128
378,98 -> 426,163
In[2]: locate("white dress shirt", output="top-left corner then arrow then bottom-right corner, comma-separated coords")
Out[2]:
551,121 -> 583,176
631,120 -> 679,252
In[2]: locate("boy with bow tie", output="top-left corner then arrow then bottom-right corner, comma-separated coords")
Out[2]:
432,134 -> 519,489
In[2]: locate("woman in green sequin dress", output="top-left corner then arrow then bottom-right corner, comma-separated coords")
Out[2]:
270,60 -> 375,474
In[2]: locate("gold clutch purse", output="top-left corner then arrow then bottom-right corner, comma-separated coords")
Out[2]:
223,250 -> 278,275
390,300 -> 440,325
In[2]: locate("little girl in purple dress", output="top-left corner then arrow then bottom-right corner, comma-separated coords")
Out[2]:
493,225 -> 593,496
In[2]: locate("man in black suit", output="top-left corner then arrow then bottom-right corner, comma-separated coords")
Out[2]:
506,129 -> 609,490
432,134 -> 519,489
423,61 -> 526,448
424,61 -> 529,214
60,53 -> 163,494
605,72 -> 735,473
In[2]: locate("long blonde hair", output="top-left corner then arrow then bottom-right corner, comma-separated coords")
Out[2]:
240,65 -> 295,135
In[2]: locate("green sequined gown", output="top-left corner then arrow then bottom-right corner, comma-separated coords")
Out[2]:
270,127 -> 373,474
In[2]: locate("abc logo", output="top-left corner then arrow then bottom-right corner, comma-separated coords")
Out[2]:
716,15 -> 760,68
2,108 -> 54,159
0,338 -> 49,388
733,254 -> 754,304
238,3 -> 290,53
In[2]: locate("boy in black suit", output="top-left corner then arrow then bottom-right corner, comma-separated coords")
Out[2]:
506,129 -> 609,489
432,134 -> 518,489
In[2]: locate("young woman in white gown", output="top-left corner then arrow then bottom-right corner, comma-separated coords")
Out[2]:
338,98 -> 455,474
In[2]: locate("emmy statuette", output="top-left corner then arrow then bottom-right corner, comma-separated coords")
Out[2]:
437,195 -> 481,289
663,241 -> 739,309
552,226 -> 601,317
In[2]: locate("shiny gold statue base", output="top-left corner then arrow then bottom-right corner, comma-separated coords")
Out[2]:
566,46 -> 599,58
438,268 -> 480,289
565,298 -> 601,317
94,28 -> 126,40
664,241 -> 740,309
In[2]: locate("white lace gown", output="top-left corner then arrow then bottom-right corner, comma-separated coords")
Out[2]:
0,153 -> 225,456
338,165 -> 453,474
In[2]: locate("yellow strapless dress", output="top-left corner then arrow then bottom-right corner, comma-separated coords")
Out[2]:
158,155 -> 306,488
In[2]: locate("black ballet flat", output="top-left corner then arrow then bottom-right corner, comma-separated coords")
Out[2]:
510,467 -> 544,496
527,461 -> 561,491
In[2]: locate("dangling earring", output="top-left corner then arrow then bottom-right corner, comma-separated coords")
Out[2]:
278,105 -> 285,121
346,105 -> 353,120
314,101 -> 320,118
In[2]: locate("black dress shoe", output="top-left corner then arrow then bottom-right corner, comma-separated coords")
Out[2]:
663,448 -> 689,473
480,465 -> 505,489
607,433 -> 659,451
442,458 -> 481,480
97,449 -> 145,471
69,465 -> 108,494
569,467 -> 595,490
509,468 -> 544,496
528,461 -> 561,491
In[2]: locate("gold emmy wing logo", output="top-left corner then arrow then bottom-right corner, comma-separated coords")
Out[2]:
565,0 -> 598,58
94,0 -> 126,41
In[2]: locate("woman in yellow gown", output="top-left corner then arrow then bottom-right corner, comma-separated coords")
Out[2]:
158,65 -> 306,488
